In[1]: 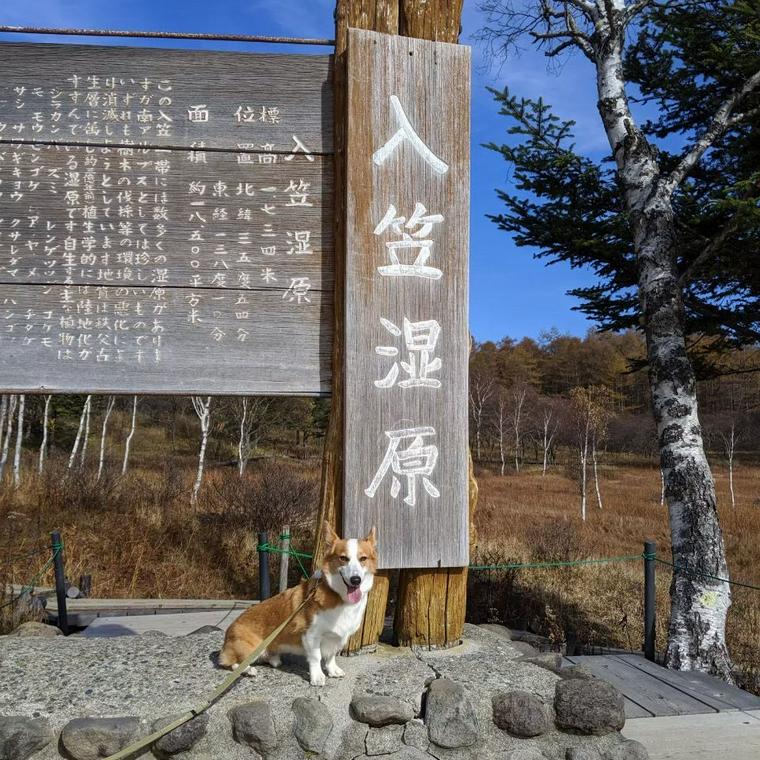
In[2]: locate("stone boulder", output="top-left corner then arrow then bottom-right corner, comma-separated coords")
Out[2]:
0,716 -> 53,760
604,739 -> 650,760
6,622 -> 61,638
424,678 -> 479,749
228,701 -> 278,755
350,695 -> 415,727
492,690 -> 550,737
60,717 -> 142,760
151,713 -> 209,756
291,697 -> 333,753
554,680 -> 625,735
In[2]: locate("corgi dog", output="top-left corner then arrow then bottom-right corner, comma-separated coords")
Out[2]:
218,522 -> 377,686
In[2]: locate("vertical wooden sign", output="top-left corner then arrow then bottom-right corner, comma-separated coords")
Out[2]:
343,29 -> 470,568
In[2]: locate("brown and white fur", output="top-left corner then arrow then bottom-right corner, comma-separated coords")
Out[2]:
218,522 -> 377,686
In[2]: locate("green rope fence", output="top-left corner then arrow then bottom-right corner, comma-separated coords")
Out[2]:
0,541 -> 62,610
253,541 -> 760,593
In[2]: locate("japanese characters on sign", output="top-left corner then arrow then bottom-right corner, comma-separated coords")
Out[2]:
0,42 -> 334,394
343,30 -> 470,569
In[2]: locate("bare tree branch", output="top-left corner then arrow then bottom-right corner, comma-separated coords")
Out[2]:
663,68 -> 760,196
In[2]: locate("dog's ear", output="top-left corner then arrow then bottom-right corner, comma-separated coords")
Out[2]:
364,526 -> 377,547
323,520 -> 339,549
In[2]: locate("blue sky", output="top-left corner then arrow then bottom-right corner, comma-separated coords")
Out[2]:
0,0 -> 612,342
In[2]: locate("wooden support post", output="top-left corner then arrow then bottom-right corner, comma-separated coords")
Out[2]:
318,0 -> 472,652
279,525 -> 290,594
51,530 -> 68,635
644,539 -> 656,661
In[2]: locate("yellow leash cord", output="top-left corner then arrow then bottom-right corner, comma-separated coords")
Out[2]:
105,583 -> 318,760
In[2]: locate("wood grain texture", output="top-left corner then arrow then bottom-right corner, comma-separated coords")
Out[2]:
0,143 -> 333,290
0,42 -> 333,153
0,283 -> 331,395
400,0 -> 465,41
343,29 -> 470,569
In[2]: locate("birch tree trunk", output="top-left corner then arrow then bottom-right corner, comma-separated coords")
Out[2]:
596,25 -> 733,679
580,416 -> 589,522
68,395 -> 91,470
97,396 -> 116,481
238,397 -> 248,477
592,432 -> 602,510
660,467 -> 666,507
496,396 -> 506,477
0,394 -> 17,479
0,394 -> 7,455
79,395 -> 92,469
512,386 -> 526,472
122,395 -> 138,475
39,395 -> 51,474
12,394 -> 25,489
191,396 -> 212,506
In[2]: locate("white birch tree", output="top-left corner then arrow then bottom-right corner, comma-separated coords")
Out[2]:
68,395 -> 91,470
469,375 -> 494,461
97,396 -> 116,481
719,421 -> 738,510
541,404 -> 559,476
0,394 -> 8,455
191,395 -> 212,506
122,395 -> 138,476
494,391 -> 508,476
477,0 -> 759,679
12,394 -> 25,489
511,384 -> 527,472
237,396 -> 272,477
39,395 -> 52,474
79,396 -> 92,469
0,394 -> 17,480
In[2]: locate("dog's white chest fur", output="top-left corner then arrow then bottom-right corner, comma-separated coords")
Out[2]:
310,594 -> 368,645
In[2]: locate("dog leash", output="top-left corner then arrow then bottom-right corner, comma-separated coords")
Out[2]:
105,579 -> 320,760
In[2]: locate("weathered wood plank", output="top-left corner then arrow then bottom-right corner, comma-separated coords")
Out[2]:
0,283 -> 331,395
566,655 -> 717,717
0,42 -> 333,153
343,29 -> 470,569
0,142 -> 333,291
615,655 -> 760,712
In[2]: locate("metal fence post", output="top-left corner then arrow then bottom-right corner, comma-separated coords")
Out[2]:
644,539 -> 656,661
278,524 -> 290,594
258,530 -> 270,601
51,530 -> 69,635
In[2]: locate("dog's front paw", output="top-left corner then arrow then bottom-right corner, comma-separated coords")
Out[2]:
326,664 -> 345,678
310,671 -> 327,687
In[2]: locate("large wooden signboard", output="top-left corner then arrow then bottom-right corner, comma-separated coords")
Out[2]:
0,42 -> 334,395
342,30 -> 470,568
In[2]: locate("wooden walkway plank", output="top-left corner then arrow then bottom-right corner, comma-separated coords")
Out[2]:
83,610 -> 243,637
623,711 -> 760,760
615,654 -> 760,712
565,656 -> 717,717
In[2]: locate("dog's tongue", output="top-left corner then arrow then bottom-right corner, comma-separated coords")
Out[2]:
347,586 -> 362,604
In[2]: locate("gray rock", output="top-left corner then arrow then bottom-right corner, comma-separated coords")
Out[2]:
60,717 -> 142,760
0,716 -> 53,760
228,702 -> 277,755
151,713 -> 209,756
402,719 -> 428,751
357,749 -> 429,760
366,724 -> 403,755
522,653 -> 563,674
554,680 -> 625,735
507,749 -> 548,760
350,695 -> 415,727
492,690 -> 550,737
603,740 -> 649,760
291,697 -> 333,753
566,748 -> 602,760
6,622 -> 61,638
425,679 -> 478,749
186,625 -> 221,635
560,665 -> 595,681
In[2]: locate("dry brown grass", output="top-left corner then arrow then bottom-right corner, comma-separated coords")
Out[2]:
2,447 -> 758,691
0,456 -> 319,633
471,460 -> 760,691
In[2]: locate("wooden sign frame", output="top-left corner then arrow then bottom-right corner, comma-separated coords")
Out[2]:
342,29 -> 470,569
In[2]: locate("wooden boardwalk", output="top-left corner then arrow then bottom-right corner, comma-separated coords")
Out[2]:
564,654 -> 760,718
7,585 -> 255,628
